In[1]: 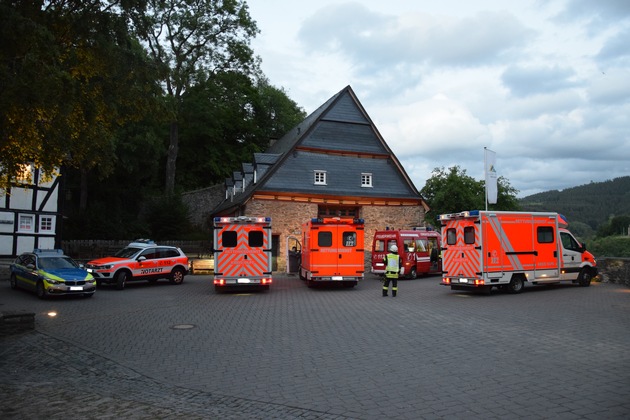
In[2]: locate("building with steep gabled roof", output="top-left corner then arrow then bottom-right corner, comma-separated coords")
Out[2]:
211,85 -> 429,272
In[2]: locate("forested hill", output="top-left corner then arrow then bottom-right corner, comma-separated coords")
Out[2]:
518,176 -> 630,230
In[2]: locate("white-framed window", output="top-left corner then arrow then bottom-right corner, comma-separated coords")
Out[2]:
314,170 -> 327,185
361,173 -> 373,187
18,214 -> 35,232
39,216 -> 55,233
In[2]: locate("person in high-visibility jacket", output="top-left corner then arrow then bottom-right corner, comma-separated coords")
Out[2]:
383,245 -> 401,297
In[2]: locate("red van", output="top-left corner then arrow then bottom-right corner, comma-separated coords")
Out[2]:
371,229 -> 442,278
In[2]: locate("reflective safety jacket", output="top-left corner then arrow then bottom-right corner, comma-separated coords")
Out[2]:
385,253 -> 400,278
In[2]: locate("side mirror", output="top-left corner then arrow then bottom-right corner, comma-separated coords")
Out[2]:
137,256 -> 146,262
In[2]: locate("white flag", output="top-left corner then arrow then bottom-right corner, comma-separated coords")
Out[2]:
485,148 -> 498,204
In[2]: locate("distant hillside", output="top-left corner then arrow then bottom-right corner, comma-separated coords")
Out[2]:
518,176 -> 630,230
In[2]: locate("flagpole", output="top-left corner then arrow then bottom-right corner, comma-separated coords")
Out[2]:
484,147 -> 488,211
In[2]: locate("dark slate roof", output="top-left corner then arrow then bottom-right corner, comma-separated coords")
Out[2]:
263,151 -> 415,198
212,85 -> 424,215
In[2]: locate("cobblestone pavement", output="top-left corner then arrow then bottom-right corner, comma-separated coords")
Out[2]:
1,270 -> 630,419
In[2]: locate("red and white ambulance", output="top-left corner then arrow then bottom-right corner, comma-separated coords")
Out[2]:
299,217 -> 365,288
212,216 -> 273,292
371,229 -> 442,279
439,210 -> 597,294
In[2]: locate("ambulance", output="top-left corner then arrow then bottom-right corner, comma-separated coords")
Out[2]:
439,210 -> 597,294
371,229 -> 442,278
212,216 -> 273,292
299,217 -> 365,288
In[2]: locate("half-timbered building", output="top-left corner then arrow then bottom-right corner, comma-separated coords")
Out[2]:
0,165 -> 62,257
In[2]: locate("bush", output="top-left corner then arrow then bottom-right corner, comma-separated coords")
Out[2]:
588,236 -> 630,258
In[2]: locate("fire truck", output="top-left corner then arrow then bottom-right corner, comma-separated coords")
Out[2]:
212,216 -> 273,292
371,229 -> 442,278
440,210 -> 597,294
299,217 -> 365,288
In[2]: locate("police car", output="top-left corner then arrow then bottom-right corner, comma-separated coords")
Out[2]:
85,240 -> 189,290
9,249 -> 96,299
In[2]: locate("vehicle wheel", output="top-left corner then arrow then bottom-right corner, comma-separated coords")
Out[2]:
9,274 -> 18,290
169,268 -> 185,285
578,268 -> 592,287
83,293 -> 94,298
115,271 -> 128,290
36,281 -> 47,299
506,276 -> 525,294
409,267 -> 417,279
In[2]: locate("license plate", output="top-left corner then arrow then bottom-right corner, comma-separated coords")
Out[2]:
237,278 -> 251,284
459,278 -> 468,283
70,286 -> 83,291
332,276 -> 343,281
86,269 -> 93,273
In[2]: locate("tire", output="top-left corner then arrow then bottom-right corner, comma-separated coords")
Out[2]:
36,281 -> 47,299
169,268 -> 185,285
409,267 -> 417,279
577,268 -> 592,287
9,274 -> 18,290
506,275 -> 525,294
115,271 -> 128,290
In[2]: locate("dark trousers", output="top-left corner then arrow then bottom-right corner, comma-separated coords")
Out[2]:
383,277 -> 398,296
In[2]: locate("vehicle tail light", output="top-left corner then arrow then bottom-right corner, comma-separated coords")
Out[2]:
261,278 -> 272,285
214,278 -> 225,286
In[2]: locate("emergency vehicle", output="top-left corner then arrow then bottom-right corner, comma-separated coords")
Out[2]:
212,216 -> 273,292
86,240 -> 188,290
299,217 -> 364,288
371,229 -> 442,278
439,210 -> 597,294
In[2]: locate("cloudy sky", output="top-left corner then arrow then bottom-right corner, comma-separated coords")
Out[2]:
246,0 -> 629,198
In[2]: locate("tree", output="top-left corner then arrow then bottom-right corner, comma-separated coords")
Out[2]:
421,166 -> 519,223
177,74 -> 306,189
0,1 -> 160,194
128,0 -> 260,194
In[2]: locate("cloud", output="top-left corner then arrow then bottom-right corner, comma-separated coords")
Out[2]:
555,0 -> 630,27
597,27 -> 630,64
298,2 -> 533,69
501,65 -> 580,97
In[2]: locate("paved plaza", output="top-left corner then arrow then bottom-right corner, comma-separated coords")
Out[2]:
1,272 -> 630,419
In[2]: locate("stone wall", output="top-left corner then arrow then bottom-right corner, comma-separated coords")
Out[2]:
181,184 -> 225,229
596,258 -> 630,287
245,199 -> 426,272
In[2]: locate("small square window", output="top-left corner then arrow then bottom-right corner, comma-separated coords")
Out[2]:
361,173 -> 372,187
39,216 -> 54,232
314,170 -> 327,185
19,214 -> 35,232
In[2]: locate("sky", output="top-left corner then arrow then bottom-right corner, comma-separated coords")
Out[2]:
246,0 -> 630,198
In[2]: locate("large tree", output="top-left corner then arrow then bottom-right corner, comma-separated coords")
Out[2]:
178,74 -> 306,189
421,166 -> 519,223
0,0 -> 160,194
128,0 -> 260,194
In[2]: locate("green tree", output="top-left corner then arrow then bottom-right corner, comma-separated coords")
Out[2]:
421,166 -> 520,223
0,0 -> 160,194
128,0 -> 260,194
177,74 -> 306,189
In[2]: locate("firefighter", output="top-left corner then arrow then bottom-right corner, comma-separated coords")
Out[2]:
383,245 -> 401,297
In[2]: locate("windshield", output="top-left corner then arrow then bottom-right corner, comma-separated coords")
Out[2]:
114,247 -> 142,258
39,257 -> 78,270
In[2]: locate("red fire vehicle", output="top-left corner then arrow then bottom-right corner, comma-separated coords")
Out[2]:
371,229 -> 442,279
213,216 -> 273,292
299,217 -> 365,288
440,210 -> 597,294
